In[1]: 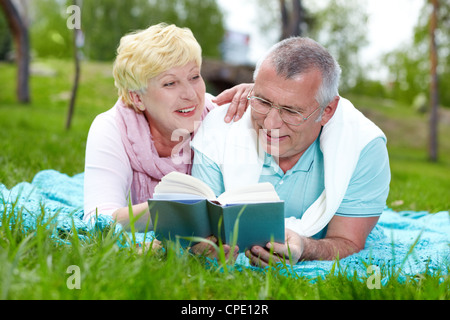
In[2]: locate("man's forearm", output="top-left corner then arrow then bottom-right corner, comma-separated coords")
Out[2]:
299,236 -> 361,261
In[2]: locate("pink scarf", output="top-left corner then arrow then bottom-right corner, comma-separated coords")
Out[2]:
115,97 -> 215,204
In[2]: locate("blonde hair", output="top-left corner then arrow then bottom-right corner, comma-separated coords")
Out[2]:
113,23 -> 202,109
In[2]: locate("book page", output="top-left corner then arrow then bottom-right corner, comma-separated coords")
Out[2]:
152,193 -> 205,201
217,182 -> 280,205
153,171 -> 216,200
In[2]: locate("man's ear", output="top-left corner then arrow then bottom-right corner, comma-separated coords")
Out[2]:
320,96 -> 340,126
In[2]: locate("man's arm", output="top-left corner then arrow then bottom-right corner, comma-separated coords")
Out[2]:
246,139 -> 388,266
299,215 -> 379,260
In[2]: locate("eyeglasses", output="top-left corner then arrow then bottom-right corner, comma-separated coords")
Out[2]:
247,87 -> 321,126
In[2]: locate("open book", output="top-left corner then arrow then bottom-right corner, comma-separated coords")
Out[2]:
153,171 -> 281,205
148,172 -> 285,250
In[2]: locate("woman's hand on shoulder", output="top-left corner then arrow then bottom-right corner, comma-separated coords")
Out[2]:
213,83 -> 253,123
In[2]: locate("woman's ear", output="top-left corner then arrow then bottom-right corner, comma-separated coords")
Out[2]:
320,96 -> 340,126
129,91 -> 146,112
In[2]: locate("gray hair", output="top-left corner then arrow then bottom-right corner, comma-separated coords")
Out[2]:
254,37 -> 341,117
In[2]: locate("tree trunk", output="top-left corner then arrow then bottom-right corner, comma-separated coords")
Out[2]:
279,0 -> 305,39
0,0 -> 30,103
66,0 -> 82,130
66,29 -> 81,130
429,0 -> 439,162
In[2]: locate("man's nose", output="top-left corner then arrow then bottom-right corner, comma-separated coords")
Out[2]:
263,107 -> 284,129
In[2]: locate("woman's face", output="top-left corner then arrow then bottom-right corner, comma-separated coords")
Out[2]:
140,61 -> 206,140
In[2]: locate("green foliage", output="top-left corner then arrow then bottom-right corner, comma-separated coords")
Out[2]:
0,58 -> 116,187
383,0 -> 450,107
346,93 -> 450,212
251,0 -> 370,93
0,11 -> 12,60
30,0 -> 74,59
306,0 -> 369,92
28,0 -> 225,61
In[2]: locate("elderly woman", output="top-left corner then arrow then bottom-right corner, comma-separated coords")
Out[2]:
83,23 -> 246,235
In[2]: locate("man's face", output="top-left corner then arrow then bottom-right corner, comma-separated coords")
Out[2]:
251,61 -> 329,169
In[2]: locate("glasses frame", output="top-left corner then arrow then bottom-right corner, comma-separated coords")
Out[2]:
247,87 -> 322,126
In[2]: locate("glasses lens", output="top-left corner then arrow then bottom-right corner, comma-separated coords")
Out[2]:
250,97 -> 305,125
280,108 -> 304,125
250,97 -> 271,114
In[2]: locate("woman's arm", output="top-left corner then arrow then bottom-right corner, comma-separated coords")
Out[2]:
112,202 -> 152,231
84,110 -> 137,226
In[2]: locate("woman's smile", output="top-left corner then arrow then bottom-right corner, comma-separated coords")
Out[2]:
175,105 -> 197,116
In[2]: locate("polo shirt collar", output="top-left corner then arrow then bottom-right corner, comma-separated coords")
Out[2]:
263,137 -> 320,174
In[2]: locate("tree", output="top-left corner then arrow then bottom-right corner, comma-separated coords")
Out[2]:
429,0 -> 439,162
0,0 -> 30,103
252,0 -> 368,92
66,0 -> 82,130
80,0 -> 225,61
0,10 -> 12,59
279,0 -> 306,38
384,0 -> 450,108
307,0 -> 368,91
252,0 -> 315,47
383,0 -> 450,162
30,0 -> 74,59
28,0 -> 225,62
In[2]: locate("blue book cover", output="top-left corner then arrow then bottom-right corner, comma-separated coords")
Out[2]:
149,172 -> 285,251
148,198 -> 284,251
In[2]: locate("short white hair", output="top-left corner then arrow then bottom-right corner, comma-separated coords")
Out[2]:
254,37 -> 341,111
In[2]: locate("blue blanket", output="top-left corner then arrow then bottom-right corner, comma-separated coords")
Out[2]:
1,170 -> 449,283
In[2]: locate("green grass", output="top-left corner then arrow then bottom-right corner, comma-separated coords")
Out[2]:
0,60 -> 449,300
0,59 -> 117,188
1,204 -> 448,300
347,94 -> 450,213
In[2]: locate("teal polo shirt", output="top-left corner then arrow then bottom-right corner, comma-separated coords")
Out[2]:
192,136 -> 390,239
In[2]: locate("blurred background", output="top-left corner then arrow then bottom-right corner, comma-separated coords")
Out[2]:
0,0 -> 449,212
2,0 -> 449,105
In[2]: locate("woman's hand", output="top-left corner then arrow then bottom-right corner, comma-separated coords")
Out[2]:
214,83 -> 253,123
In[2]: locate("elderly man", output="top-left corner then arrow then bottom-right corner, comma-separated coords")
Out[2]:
191,37 -> 390,266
